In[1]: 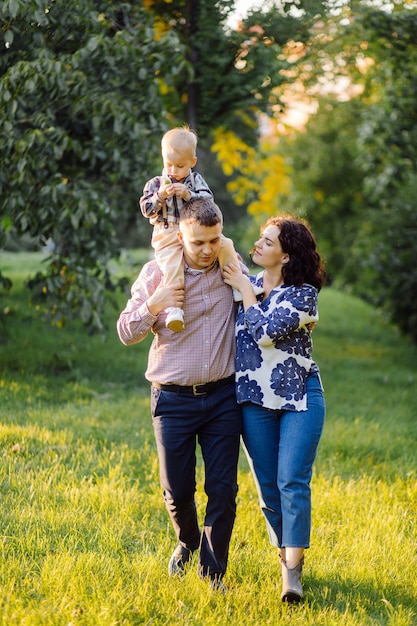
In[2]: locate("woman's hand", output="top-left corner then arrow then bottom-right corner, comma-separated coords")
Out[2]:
222,263 -> 246,290
223,263 -> 259,309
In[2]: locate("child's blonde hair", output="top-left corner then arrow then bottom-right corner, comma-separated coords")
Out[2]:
161,125 -> 197,159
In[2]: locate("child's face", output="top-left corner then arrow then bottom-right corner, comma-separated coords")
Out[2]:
162,147 -> 197,181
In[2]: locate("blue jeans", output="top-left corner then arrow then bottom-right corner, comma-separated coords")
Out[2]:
241,371 -> 325,548
151,382 -> 242,578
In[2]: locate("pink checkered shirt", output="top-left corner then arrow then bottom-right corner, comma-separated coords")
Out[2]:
117,260 -> 237,386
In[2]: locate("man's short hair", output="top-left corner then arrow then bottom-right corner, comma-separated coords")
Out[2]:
180,197 -> 223,227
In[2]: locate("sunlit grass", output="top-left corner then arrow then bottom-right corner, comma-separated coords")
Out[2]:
0,251 -> 416,624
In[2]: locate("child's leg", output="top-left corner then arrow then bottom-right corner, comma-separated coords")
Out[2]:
151,226 -> 185,332
218,235 -> 240,268
152,227 -> 184,288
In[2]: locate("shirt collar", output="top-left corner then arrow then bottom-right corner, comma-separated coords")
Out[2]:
185,259 -> 219,275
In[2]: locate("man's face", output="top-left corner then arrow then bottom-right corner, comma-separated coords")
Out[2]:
178,220 -> 223,270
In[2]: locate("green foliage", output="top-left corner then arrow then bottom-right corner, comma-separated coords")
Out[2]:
0,0 -> 185,333
349,178 -> 417,343
356,7 -> 417,203
1,0 -> 335,336
1,0 -> 332,335
276,2 -> 417,342
348,6 -> 417,339
278,98 -> 366,282
145,0 -> 331,232
146,0 -> 328,142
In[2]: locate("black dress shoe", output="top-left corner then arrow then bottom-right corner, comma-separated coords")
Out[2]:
209,577 -> 227,594
168,544 -> 192,576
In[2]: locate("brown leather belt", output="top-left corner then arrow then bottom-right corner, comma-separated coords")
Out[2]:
152,375 -> 234,397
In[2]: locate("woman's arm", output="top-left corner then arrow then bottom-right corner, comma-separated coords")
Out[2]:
243,285 -> 319,346
222,262 -> 258,310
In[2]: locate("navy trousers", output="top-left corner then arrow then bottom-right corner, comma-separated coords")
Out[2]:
151,381 -> 242,578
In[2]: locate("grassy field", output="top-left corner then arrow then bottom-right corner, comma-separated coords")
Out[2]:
0,251 -> 416,625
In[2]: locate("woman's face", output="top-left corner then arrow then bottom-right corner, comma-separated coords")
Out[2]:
252,225 -> 289,270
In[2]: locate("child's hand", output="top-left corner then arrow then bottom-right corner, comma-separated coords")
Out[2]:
159,179 -> 191,201
169,182 -> 191,200
158,177 -> 172,201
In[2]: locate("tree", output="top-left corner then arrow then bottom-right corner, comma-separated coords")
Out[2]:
349,6 -> 417,339
270,1 -> 417,341
1,0 -> 330,334
143,0 -> 330,244
1,0 -> 185,333
277,97 -> 366,283
212,128 -> 291,215
144,0 -> 328,152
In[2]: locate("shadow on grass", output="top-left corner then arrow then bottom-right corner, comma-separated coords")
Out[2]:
305,572 -> 416,622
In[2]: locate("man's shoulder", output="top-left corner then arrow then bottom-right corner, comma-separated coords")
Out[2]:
132,258 -> 162,286
142,258 -> 162,275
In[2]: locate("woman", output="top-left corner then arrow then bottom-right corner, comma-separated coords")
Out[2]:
222,215 -> 326,603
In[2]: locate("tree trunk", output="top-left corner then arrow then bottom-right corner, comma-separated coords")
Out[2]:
186,0 -> 198,132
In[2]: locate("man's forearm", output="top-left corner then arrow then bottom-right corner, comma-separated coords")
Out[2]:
117,305 -> 156,345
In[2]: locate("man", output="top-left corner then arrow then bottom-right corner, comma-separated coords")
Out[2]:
117,197 -> 243,592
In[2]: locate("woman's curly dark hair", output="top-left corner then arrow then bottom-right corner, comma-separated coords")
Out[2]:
255,215 -> 327,291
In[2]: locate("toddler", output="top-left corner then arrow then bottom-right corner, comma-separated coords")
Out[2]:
140,126 -> 243,332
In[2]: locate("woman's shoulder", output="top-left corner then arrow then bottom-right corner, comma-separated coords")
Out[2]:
273,284 -> 318,310
283,283 -> 318,297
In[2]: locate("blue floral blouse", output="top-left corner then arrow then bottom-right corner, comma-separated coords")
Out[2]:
235,271 -> 320,412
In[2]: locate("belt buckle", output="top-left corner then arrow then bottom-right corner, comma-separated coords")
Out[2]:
192,383 -> 206,396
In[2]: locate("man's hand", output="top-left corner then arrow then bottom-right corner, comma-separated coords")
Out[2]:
147,283 -> 185,316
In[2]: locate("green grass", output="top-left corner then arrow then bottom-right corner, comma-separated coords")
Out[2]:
0,251 -> 416,625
